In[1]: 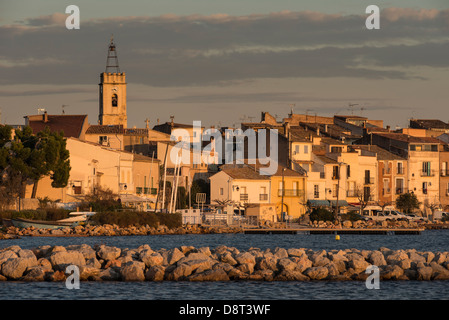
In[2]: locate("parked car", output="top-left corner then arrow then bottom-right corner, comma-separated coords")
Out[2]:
433,211 -> 449,221
362,208 -> 389,221
382,210 -> 410,221
405,214 -> 429,223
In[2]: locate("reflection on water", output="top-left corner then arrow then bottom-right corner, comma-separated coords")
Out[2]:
1,230 -> 448,300
1,280 -> 448,300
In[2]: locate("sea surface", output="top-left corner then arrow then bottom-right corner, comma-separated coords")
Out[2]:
1,230 -> 449,301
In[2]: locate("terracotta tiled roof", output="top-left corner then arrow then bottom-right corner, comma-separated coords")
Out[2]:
28,114 -> 87,138
85,125 -> 124,134
410,119 -> 449,130
374,132 -> 441,144
220,165 -> 270,180
353,145 -> 406,160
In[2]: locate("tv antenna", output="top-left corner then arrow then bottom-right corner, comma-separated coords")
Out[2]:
348,103 -> 359,115
62,104 -> 69,114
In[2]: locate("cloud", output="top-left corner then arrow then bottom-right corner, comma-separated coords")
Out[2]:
0,8 -> 447,87
21,13 -> 67,27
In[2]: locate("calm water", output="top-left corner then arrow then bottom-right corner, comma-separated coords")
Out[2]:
1,230 -> 449,300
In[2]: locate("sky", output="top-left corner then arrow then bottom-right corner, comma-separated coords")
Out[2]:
0,0 -> 448,130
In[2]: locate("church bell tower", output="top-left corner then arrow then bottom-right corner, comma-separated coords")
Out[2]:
99,36 -> 127,128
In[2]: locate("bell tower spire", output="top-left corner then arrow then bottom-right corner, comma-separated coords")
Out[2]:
105,34 -> 120,73
99,36 -> 127,128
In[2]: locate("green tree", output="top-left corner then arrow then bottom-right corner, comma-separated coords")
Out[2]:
0,126 -> 71,203
396,192 -> 420,213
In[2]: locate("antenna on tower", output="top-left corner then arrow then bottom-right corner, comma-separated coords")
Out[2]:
62,104 -> 69,114
105,34 -> 120,73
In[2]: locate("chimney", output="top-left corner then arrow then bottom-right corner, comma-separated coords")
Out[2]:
283,121 -> 290,137
43,111 -> 48,123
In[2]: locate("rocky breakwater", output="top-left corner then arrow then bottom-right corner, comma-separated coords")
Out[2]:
1,223 -> 242,238
1,245 -> 449,282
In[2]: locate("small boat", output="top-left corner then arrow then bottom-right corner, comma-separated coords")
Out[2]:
57,211 -> 96,224
10,217 -> 77,230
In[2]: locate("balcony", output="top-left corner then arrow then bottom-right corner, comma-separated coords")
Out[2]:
364,177 -> 374,185
441,170 -> 449,177
396,188 -> 404,195
346,190 -> 357,197
136,187 -> 158,195
259,194 -> 268,201
420,170 -> 435,177
332,174 -> 340,180
382,168 -> 391,175
240,194 -> 249,201
396,168 -> 404,175
278,189 -> 305,197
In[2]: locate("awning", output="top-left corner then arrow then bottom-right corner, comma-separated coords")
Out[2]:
329,200 -> 349,207
307,200 -> 330,207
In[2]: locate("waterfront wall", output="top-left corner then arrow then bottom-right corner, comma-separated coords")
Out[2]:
0,244 -> 448,282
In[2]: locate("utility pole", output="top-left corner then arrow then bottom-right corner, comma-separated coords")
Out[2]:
281,167 -> 286,223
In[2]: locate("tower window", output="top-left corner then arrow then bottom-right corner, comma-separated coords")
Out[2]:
112,94 -> 118,107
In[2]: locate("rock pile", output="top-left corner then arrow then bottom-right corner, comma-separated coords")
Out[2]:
309,219 -> 426,229
1,223 -> 242,238
1,245 -> 448,282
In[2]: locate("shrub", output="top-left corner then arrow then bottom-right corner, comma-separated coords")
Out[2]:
309,208 -> 334,222
340,211 -> 363,221
89,211 -> 182,229
0,208 -> 70,222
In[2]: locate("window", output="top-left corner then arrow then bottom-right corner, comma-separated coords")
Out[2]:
346,165 -> 351,178
219,188 -> 224,196
295,145 -> 300,154
365,170 -> 371,184
313,185 -> 319,198
363,187 -> 371,202
422,162 -> 431,176
332,185 -> 338,197
331,146 -> 342,153
396,179 -> 404,194
112,94 -> 118,107
304,145 -> 309,154
99,136 -> 108,145
397,162 -> 404,174
332,166 -> 340,179
292,182 -> 298,196
422,182 -> 428,194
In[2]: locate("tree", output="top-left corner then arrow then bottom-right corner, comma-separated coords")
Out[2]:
396,192 -> 420,213
0,126 -> 71,204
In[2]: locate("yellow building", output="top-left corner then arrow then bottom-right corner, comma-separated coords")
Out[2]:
268,166 -> 307,220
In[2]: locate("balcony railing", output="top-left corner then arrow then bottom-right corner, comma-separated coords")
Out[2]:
278,189 -> 305,197
382,168 -> 391,175
240,194 -> 249,201
346,190 -> 357,197
396,167 -> 404,175
420,170 -> 435,177
332,174 -> 340,180
364,177 -> 374,185
136,187 -> 158,195
396,188 -> 404,195
259,194 -> 268,201
441,170 -> 449,177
